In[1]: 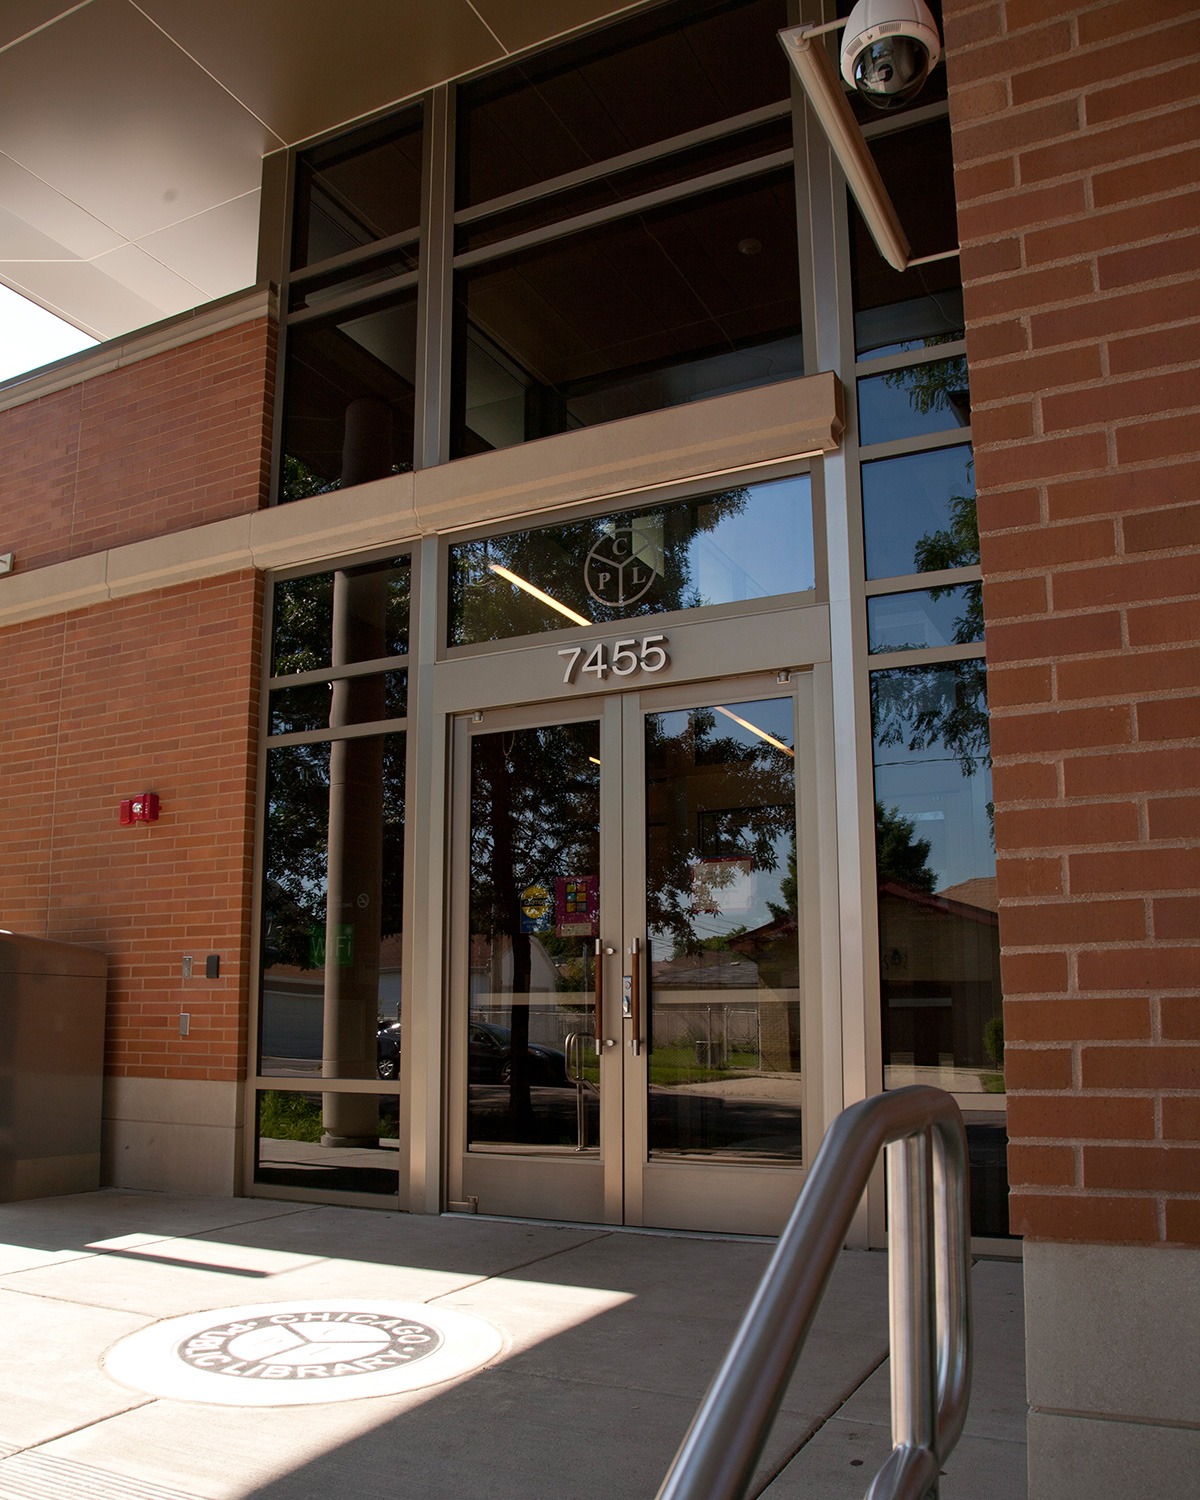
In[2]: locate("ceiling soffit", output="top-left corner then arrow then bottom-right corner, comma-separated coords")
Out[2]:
0,0 -> 640,338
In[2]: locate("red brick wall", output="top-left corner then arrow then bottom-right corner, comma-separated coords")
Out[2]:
945,0 -> 1200,1244
0,572 -> 262,1083
0,317 -> 275,572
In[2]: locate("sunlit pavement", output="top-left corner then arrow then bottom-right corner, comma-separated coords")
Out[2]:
0,1192 -> 1026,1499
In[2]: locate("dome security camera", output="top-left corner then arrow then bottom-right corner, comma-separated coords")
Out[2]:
840,0 -> 941,112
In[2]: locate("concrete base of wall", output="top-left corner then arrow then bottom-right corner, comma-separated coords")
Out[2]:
1025,1240 -> 1200,1500
102,1077 -> 243,1196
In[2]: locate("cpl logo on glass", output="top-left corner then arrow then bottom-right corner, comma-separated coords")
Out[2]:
584,519 -> 663,607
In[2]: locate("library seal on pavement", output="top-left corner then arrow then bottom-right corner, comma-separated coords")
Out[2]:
105,1300 -> 504,1407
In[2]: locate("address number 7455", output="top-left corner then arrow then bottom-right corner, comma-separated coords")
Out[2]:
558,634 -> 670,685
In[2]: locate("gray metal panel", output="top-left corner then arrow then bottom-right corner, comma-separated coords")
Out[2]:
0,931 -> 106,977
0,933 -> 106,1202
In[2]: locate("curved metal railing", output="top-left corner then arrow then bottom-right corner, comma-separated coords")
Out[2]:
656,1086 -> 972,1500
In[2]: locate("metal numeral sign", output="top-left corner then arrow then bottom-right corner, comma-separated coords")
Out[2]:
558,634 -> 670,685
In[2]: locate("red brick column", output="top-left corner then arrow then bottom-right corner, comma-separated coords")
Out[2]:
944,0 -> 1200,1246
0,572 -> 262,1084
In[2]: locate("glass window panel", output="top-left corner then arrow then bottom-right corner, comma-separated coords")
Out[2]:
870,662 -> 1001,1086
867,584 -> 983,653
271,558 -> 410,676
292,108 -> 423,269
645,698 -> 802,1159
862,444 -> 976,581
456,117 -> 793,254
858,356 -> 970,445
448,475 -> 813,646
451,168 -> 803,457
456,0 -> 790,209
259,733 -> 406,1081
870,659 -> 1007,1235
466,723 -> 601,1151
255,1090 -> 399,1196
851,118 -> 963,357
268,671 -> 408,736
281,292 -> 418,498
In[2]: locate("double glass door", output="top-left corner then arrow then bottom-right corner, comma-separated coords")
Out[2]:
448,677 -> 816,1234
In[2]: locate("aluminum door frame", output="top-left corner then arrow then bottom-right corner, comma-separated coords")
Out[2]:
446,671 -> 826,1235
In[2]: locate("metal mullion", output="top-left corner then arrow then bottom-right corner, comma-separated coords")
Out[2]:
414,84 -> 455,470
266,718 -> 408,749
289,225 -> 422,286
864,565 -> 982,596
286,268 -> 420,327
868,642 -> 985,671
855,339 -> 967,378
859,428 -> 973,462
454,101 -> 792,227
267,654 -> 409,690
267,147 -> 298,510
452,149 -> 795,272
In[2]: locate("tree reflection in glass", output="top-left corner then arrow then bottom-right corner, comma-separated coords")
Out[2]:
870,660 -> 1000,1096
448,475 -> 813,646
467,723 -> 601,1149
644,698 -> 803,1160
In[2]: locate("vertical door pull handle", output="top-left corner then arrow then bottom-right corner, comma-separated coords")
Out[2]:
594,938 -> 604,1056
629,936 -> 641,1056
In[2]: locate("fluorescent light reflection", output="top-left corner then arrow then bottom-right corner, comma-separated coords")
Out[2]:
488,563 -> 589,627
714,705 -> 795,757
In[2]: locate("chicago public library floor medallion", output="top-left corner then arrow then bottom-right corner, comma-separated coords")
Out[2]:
105,1301 -> 505,1406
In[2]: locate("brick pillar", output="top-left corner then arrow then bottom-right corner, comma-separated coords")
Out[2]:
944,2 -> 1200,1493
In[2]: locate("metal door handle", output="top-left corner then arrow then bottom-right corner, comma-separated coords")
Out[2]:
628,936 -> 641,1056
594,938 -> 604,1056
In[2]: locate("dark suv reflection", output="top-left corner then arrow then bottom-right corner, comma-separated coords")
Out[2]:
469,1022 -> 569,1087
376,1019 -> 569,1086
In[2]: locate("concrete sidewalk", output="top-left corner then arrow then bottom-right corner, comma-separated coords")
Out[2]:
0,1192 -> 1026,1499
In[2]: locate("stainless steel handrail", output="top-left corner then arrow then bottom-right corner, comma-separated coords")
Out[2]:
656,1086 -> 972,1500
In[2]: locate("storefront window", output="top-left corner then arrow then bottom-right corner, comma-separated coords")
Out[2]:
258,556 -> 411,1198
871,660 -> 1008,1235
455,0 -> 789,209
451,169 -> 803,456
281,293 -> 418,497
862,445 -> 976,583
258,733 -> 406,1084
868,585 -> 982,654
858,356 -> 970,445
291,107 -> 423,270
271,557 -> 411,675
448,474 -> 813,646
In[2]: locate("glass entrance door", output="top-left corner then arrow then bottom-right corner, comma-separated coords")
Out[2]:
448,678 -> 815,1233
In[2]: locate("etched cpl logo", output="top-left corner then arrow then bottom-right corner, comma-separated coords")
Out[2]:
176,1309 -> 442,1382
584,519 -> 663,608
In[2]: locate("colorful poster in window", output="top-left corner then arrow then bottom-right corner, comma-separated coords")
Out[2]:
519,884 -> 553,933
556,875 -> 598,937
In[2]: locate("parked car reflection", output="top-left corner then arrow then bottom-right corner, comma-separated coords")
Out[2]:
469,1021 -> 569,1087
376,1021 -> 401,1080
376,1019 -> 569,1086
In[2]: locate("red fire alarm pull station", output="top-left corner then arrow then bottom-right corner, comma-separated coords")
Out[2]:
119,793 -> 160,825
